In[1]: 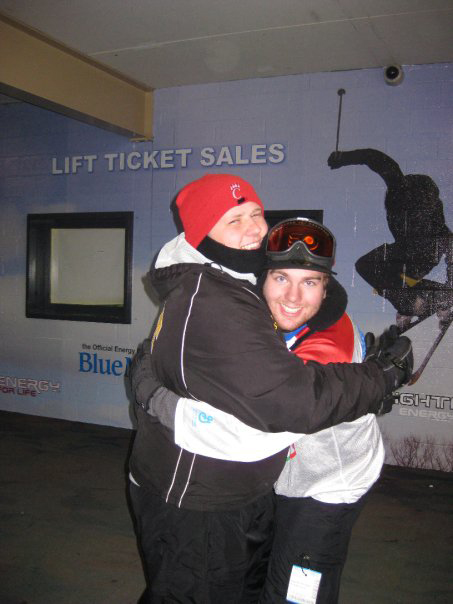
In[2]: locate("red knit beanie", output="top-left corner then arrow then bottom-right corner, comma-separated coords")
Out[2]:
176,174 -> 265,248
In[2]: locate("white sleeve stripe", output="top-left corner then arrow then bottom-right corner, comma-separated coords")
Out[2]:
177,453 -> 197,508
165,447 -> 183,503
166,274 -> 202,507
180,272 -> 202,401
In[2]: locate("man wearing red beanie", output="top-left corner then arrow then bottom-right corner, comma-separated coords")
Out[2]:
129,173 -> 412,603
176,173 -> 265,249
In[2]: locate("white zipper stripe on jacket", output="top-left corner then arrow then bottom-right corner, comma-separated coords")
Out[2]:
242,286 -> 261,301
166,447 -> 183,503
168,272 -> 203,506
180,272 -> 202,400
178,453 -> 197,508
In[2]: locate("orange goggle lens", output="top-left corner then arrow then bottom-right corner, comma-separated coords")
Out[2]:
267,220 -> 334,258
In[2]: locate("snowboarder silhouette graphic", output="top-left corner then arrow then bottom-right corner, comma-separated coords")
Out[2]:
328,148 -> 452,330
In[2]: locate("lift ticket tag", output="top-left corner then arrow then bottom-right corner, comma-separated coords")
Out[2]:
286,564 -> 321,604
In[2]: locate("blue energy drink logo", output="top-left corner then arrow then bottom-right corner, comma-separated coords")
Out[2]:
79,343 -> 134,376
79,353 -> 132,376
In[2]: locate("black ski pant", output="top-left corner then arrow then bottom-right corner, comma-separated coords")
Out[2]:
259,494 -> 365,604
129,482 -> 275,603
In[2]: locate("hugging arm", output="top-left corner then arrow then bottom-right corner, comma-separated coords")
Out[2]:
131,326 -> 412,461
130,338 -> 298,460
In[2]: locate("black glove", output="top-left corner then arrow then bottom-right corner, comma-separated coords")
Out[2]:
370,392 -> 397,417
367,334 -> 414,410
130,338 -> 162,410
364,324 -> 399,362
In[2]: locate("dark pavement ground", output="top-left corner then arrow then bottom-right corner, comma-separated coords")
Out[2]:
1,410 -> 452,604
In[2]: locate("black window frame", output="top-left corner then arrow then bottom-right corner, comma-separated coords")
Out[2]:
26,211 -> 133,324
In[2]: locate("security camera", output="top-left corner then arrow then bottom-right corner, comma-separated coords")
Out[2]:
384,65 -> 404,86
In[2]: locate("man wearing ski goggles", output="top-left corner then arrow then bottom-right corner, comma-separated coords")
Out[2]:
258,218 -> 383,603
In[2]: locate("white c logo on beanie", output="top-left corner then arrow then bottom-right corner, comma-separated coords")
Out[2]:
230,183 -> 241,200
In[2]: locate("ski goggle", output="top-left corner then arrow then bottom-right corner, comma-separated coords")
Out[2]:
266,218 -> 336,274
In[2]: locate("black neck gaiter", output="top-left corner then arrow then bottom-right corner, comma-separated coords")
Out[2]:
197,236 -> 267,276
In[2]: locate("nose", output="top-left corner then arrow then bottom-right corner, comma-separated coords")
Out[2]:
286,282 -> 302,304
245,216 -> 262,236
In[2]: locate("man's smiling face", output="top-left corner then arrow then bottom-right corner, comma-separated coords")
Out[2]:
207,201 -> 268,250
263,268 -> 328,331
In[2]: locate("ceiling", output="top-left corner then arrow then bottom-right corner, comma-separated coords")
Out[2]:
1,0 -> 453,90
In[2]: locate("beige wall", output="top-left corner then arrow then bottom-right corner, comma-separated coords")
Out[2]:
0,15 -> 153,139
